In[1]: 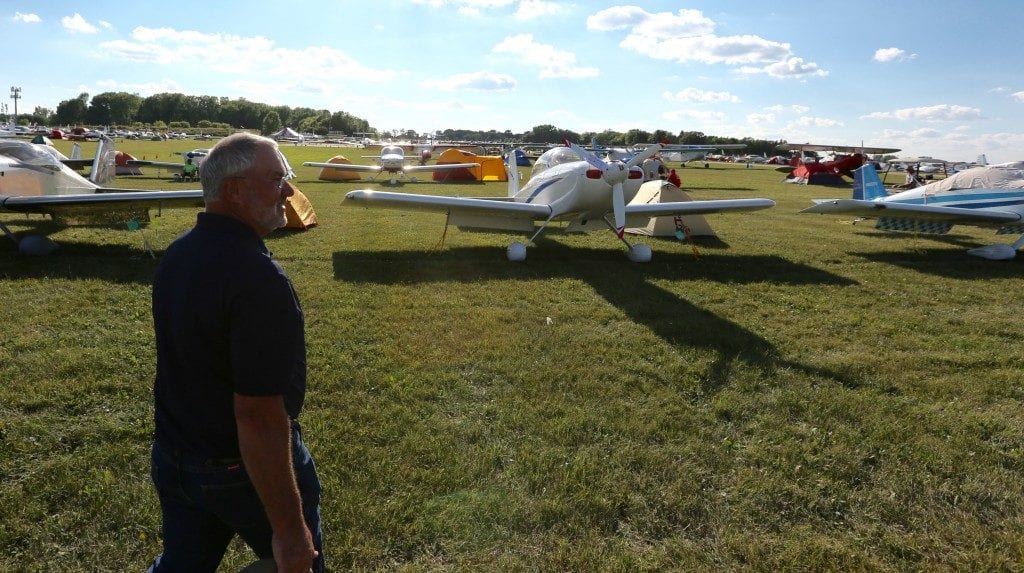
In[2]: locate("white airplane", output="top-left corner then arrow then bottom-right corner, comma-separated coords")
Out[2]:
126,149 -> 209,179
0,136 -> 204,255
343,141 -> 775,262
801,162 -> 1024,260
304,144 -> 480,185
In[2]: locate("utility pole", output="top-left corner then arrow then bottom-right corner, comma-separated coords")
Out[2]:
10,86 -> 21,125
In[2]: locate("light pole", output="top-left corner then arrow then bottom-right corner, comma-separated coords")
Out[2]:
10,86 -> 21,125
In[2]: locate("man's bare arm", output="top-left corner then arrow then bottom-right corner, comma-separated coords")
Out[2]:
235,394 -> 316,573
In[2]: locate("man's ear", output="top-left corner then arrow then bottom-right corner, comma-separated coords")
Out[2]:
221,178 -> 244,205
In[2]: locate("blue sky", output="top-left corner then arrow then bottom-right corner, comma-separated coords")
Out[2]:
4,1 -> 1023,163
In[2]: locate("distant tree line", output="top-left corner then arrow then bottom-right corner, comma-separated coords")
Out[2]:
441,125 -> 785,157
39,91 -> 371,137
14,92 -> 785,154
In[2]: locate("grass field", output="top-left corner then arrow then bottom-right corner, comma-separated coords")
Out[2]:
2,139 -> 1022,571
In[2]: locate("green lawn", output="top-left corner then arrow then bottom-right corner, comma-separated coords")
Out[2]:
1,139 -> 1022,571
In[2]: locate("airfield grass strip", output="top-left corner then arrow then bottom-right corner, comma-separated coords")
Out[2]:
1,140 -> 1022,570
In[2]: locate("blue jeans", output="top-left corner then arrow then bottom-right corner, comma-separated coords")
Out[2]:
148,423 -> 323,573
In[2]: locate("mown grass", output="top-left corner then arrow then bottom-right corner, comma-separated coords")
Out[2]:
2,139 -> 1022,571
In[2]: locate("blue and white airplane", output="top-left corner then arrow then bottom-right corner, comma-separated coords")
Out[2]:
801,163 -> 1024,260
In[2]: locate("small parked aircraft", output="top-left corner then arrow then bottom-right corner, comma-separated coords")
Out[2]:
304,144 -> 480,185
342,141 -> 775,262
0,136 -> 204,255
127,149 -> 210,179
801,163 -> 1024,260
777,143 -> 901,185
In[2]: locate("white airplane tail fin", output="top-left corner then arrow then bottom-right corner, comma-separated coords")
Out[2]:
89,136 -> 117,186
852,163 -> 887,201
506,148 -> 521,197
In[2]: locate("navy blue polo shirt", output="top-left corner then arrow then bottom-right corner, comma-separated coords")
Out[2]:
152,212 -> 306,459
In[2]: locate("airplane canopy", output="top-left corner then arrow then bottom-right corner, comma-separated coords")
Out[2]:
531,147 -> 580,177
0,140 -> 64,167
918,166 -> 1024,194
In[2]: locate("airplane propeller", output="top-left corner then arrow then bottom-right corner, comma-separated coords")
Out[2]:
565,140 -> 663,237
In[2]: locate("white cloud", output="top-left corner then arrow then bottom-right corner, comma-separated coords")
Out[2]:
99,27 -> 395,82
422,71 -> 517,91
585,6 -> 633,30
793,116 -> 844,128
61,13 -> 99,34
1012,91 -> 1024,102
492,34 -> 599,79
740,56 -> 828,79
662,109 -> 728,123
746,113 -> 776,125
862,104 -> 983,122
873,47 -> 916,63
662,87 -> 740,104
514,0 -> 564,19
94,78 -> 183,96
13,12 -> 41,23
587,6 -> 827,79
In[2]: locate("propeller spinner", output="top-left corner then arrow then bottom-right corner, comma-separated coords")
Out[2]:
564,140 -> 663,237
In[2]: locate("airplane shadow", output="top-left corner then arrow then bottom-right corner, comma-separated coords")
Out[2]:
332,243 -> 861,392
0,239 -> 163,283
684,186 -> 758,193
850,248 -> 1022,278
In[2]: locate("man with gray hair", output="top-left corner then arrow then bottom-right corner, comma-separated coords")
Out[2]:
149,133 -> 323,573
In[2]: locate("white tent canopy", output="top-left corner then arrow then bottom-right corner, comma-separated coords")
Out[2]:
270,127 -> 303,142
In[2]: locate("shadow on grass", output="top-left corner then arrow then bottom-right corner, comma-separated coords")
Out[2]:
840,231 -> 1023,276
684,186 -> 758,193
0,239 -> 162,282
332,243 -> 861,391
851,248 -> 1023,277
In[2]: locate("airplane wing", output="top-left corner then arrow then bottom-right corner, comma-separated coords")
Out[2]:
1,189 -> 205,216
126,159 -> 185,174
303,161 -> 382,174
660,143 -> 747,151
403,162 -> 480,174
344,189 -> 551,217
626,198 -> 776,217
61,159 -> 95,171
778,143 -> 901,154
801,199 -> 1022,226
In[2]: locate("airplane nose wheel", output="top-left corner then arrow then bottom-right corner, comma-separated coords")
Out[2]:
507,242 -> 528,261
626,244 -> 652,263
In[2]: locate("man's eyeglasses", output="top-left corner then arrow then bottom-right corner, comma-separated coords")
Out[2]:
228,175 -> 289,190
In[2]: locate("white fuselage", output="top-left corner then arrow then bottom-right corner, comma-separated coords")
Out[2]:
883,184 -> 1024,217
0,140 -> 99,197
378,145 -> 408,173
512,160 -> 644,221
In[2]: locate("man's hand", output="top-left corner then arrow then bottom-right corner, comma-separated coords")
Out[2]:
272,526 -> 317,573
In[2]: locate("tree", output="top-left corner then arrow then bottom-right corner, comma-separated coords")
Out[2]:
55,93 -> 89,125
87,92 -> 142,126
623,129 -> 651,146
261,110 -> 282,135
31,106 -> 52,124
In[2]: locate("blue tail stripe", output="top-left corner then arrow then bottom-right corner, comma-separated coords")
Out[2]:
853,164 -> 887,201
